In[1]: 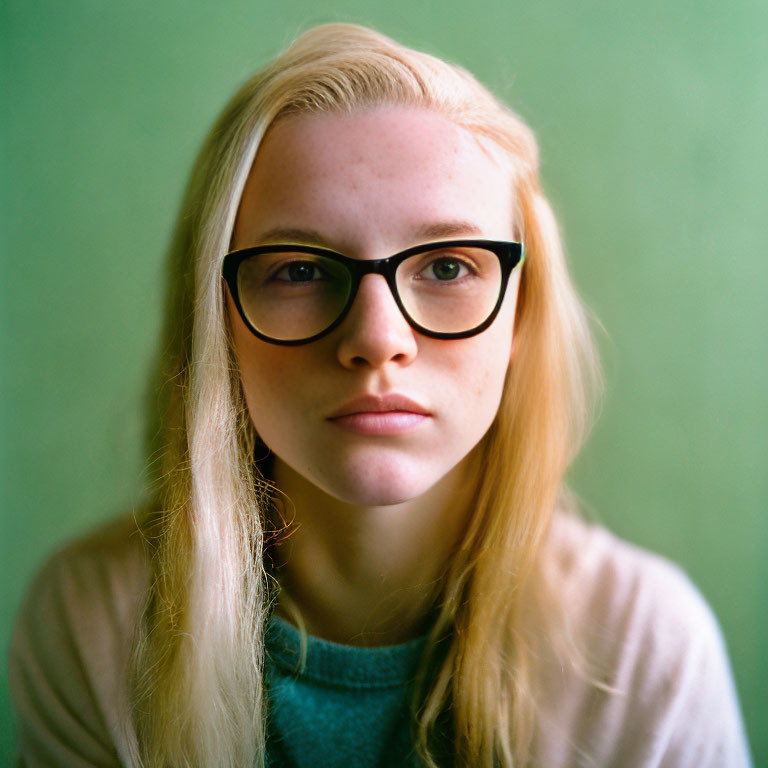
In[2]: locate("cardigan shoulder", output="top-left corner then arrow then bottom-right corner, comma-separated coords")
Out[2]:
532,512 -> 752,768
8,514 -> 148,768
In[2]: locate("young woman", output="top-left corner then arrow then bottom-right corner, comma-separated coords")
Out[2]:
9,23 -> 752,768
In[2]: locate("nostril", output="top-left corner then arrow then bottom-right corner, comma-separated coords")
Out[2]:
347,348 -> 410,368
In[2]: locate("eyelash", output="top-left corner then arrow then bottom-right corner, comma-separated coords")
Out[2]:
414,256 -> 474,280
271,260 -> 330,282
262,249 -> 482,286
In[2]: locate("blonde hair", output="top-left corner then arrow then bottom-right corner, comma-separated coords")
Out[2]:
130,22 -> 602,768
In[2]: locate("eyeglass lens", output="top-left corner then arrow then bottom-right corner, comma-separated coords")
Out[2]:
236,245 -> 503,342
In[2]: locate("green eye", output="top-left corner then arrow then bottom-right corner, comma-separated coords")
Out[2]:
423,258 -> 470,281
287,262 -> 317,281
274,261 -> 326,282
432,259 -> 460,280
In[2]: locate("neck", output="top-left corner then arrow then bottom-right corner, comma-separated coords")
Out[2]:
269,452 -> 479,647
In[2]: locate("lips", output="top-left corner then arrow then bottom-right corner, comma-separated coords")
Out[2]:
326,394 -> 431,436
326,393 -> 431,419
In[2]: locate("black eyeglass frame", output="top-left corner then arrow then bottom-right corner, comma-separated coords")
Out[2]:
222,238 -> 525,346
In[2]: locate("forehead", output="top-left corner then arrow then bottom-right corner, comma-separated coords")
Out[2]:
233,106 -> 514,252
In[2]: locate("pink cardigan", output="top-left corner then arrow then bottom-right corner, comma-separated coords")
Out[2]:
8,512 -> 753,767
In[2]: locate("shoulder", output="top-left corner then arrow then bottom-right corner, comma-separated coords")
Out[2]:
546,511 -> 715,650
13,513 -> 149,658
8,513 -> 148,767
533,512 -> 752,768
28,511 -> 146,589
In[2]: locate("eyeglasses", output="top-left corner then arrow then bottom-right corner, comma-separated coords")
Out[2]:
222,239 -> 524,345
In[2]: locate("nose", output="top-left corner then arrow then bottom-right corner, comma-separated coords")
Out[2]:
335,274 -> 418,369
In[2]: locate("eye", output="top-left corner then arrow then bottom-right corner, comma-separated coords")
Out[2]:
273,260 -> 328,282
419,256 -> 472,281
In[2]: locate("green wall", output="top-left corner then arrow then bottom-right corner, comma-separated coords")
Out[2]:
2,0 -> 766,763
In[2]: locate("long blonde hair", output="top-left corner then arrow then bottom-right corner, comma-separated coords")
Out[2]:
130,22 -> 601,768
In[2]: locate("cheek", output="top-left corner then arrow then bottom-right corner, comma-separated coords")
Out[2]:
455,311 -> 516,423
228,304 -> 299,429
438,335 -> 512,431
235,341 -> 302,426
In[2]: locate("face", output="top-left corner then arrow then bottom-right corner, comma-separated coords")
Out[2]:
227,106 -> 521,506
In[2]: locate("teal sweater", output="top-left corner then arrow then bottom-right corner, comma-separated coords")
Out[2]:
265,616 -> 430,767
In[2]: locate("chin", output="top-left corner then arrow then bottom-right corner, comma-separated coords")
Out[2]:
315,458 -> 443,508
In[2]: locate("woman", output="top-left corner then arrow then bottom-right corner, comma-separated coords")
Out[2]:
9,22 -> 751,768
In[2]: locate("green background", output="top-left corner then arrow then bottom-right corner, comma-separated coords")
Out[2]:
2,0 -> 766,763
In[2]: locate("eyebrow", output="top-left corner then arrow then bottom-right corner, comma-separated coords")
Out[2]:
254,220 -> 485,247
255,226 -> 331,245
415,220 -> 484,239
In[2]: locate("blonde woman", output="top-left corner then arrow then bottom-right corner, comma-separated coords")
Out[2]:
9,22 -> 752,768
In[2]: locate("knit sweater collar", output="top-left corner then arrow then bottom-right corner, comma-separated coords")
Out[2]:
266,614 -> 430,689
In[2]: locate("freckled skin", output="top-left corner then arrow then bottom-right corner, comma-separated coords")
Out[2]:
227,106 -> 522,507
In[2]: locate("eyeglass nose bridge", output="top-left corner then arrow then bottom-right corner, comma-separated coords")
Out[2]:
334,255 -> 411,331
345,253 -> 401,279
